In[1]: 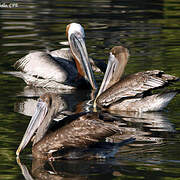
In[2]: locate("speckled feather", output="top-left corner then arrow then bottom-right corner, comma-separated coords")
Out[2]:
32,112 -> 120,159
97,70 -> 178,107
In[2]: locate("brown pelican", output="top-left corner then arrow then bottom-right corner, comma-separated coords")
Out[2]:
16,93 -> 134,160
8,23 -> 97,90
95,46 -> 179,112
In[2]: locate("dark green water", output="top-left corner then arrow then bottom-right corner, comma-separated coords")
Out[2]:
0,0 -> 180,179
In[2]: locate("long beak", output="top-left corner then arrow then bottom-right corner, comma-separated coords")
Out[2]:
16,101 -> 48,156
96,52 -> 117,98
69,33 -> 97,89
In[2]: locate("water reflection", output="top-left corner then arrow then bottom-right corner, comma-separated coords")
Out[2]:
14,87 -> 95,118
107,111 -> 176,145
17,157 -> 118,180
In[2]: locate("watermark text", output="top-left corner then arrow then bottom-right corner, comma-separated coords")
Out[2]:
0,2 -> 19,8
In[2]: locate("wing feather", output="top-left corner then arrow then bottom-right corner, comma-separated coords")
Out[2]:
14,51 -> 68,83
97,70 -> 178,107
37,113 -> 120,152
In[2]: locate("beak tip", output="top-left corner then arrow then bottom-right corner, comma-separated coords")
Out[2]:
93,85 -> 97,90
92,82 -> 97,90
93,103 -> 97,112
16,148 -> 20,156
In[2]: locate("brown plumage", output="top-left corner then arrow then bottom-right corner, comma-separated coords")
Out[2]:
32,111 -> 119,159
95,46 -> 179,112
16,93 -> 126,160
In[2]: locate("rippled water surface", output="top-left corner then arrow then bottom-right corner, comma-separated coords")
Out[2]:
0,0 -> 180,179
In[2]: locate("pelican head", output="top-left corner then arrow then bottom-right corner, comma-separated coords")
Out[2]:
66,23 -> 85,39
16,93 -> 63,156
66,23 -> 97,89
96,46 -> 129,98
